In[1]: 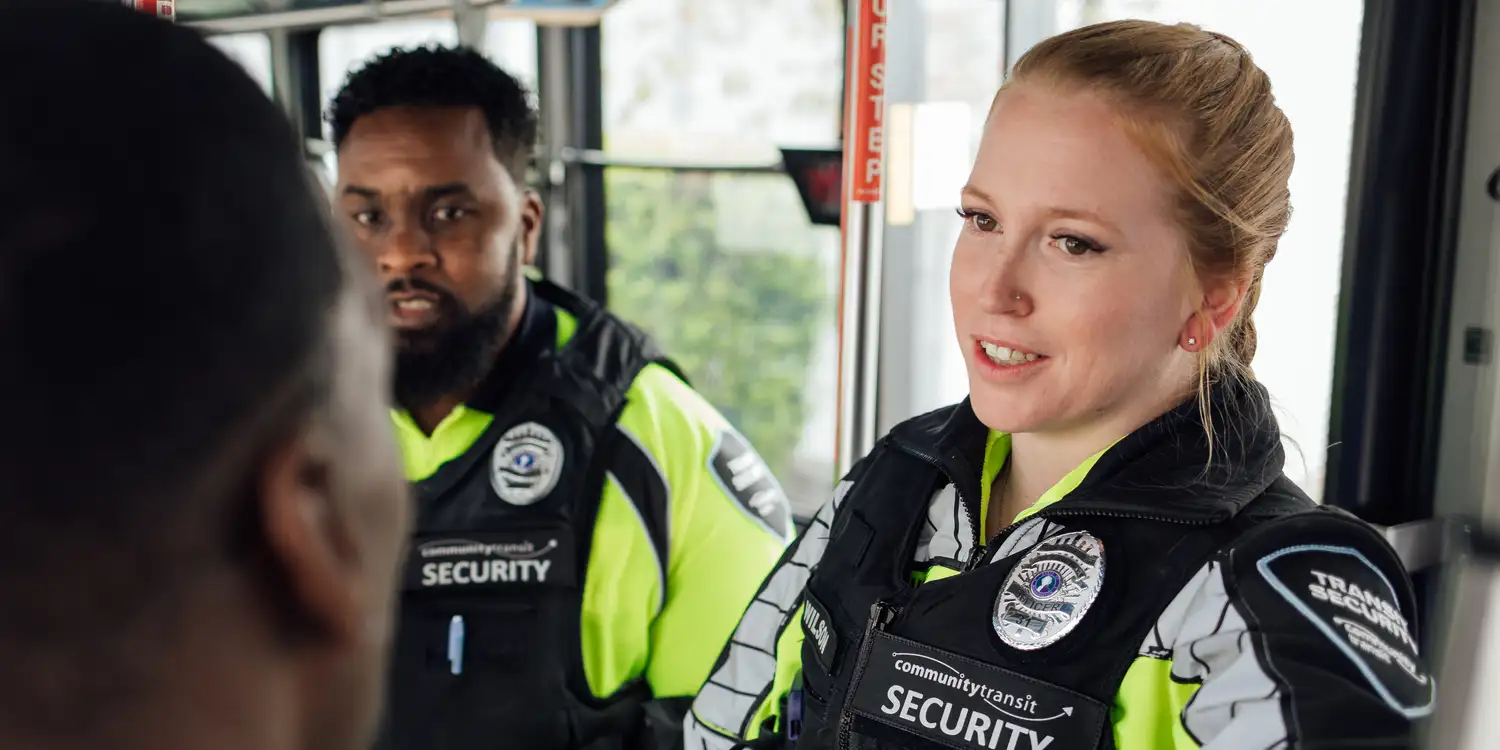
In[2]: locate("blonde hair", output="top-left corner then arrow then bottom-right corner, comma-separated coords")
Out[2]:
1008,19 -> 1294,438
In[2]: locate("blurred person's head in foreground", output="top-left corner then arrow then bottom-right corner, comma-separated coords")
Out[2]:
0,3 -> 410,750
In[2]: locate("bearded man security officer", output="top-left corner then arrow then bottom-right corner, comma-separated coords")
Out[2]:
327,46 -> 793,750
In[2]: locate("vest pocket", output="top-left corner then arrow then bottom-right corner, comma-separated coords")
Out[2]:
801,637 -> 837,729
799,684 -> 829,734
386,597 -> 572,749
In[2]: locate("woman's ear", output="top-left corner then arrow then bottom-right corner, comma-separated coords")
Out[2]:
1204,274 -> 1250,331
1183,275 -> 1249,351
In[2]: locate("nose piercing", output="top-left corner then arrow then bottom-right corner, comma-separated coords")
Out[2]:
1014,293 -> 1022,300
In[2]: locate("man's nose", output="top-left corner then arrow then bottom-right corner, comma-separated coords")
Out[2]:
377,224 -> 436,276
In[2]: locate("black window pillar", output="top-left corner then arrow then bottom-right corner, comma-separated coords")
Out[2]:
537,25 -> 606,304
268,28 -> 323,146
1325,0 -> 1477,526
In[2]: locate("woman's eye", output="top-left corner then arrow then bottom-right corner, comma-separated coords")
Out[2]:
1054,234 -> 1103,255
957,208 -> 999,233
352,210 -> 381,227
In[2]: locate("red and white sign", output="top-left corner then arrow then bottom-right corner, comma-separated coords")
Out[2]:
846,0 -> 887,204
122,0 -> 175,21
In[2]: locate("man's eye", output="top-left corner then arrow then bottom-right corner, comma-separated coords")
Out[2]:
352,210 -> 381,227
432,206 -> 469,222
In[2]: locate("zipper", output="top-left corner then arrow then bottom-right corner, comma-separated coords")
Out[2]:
964,507 -> 1223,571
835,601 -> 896,750
889,441 -> 1225,572
967,513 -> 1038,572
892,443 -> 985,572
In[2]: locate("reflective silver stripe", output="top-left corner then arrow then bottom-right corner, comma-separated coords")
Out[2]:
605,471 -> 666,617
915,485 -> 970,563
832,478 -> 854,510
1138,559 -> 1215,658
992,517 -> 1057,562
1194,699 -> 1289,750
683,710 -> 743,750
689,497 -> 838,738
1171,560 -> 1292,748
914,488 -> 1066,568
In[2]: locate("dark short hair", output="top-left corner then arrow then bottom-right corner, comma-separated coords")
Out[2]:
327,45 -> 539,180
0,0 -> 345,707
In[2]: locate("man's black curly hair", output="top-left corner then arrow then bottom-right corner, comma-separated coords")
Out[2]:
327,45 -> 538,180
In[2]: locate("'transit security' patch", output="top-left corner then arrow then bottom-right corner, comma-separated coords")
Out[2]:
1257,544 -> 1434,717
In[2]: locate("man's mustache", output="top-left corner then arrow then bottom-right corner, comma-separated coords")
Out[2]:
386,277 -> 457,305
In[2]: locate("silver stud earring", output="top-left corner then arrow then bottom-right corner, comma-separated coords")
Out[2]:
1187,337 -> 1197,346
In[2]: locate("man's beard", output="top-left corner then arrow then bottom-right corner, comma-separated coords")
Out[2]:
391,277 -> 520,408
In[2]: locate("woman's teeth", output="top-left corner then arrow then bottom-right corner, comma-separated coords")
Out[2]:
981,341 -> 1039,366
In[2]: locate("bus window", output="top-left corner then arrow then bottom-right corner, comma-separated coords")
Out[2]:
601,0 -> 842,165
208,33 -> 273,97
483,18 -> 539,94
316,17 -> 538,168
875,0 -> 1005,432
602,0 -> 844,517
318,19 -> 460,141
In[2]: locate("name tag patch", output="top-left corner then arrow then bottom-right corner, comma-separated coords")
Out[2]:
404,529 -> 577,591
802,593 -> 840,673
849,630 -> 1107,750
1257,545 -> 1433,716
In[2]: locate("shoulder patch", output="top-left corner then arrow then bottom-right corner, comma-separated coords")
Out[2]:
707,429 -> 791,540
1257,544 -> 1433,717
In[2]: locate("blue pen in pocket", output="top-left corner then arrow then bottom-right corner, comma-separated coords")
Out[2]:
448,615 -> 465,675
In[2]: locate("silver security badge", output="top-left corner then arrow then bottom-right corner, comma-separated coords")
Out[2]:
491,422 -> 565,506
993,530 -> 1105,650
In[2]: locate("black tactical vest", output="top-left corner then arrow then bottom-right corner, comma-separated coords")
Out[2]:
378,280 -> 683,750
792,404 -> 1307,750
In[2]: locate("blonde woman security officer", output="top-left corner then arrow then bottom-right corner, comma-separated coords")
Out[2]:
686,20 -> 1434,750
